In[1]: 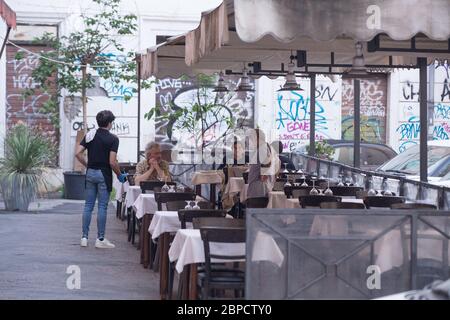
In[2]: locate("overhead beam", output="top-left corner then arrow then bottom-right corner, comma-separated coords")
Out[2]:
353,79 -> 361,168
309,74 -> 316,157
418,57 -> 428,182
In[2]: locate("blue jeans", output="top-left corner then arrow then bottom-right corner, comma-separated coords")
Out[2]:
82,169 -> 110,239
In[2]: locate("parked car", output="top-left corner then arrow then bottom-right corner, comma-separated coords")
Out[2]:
293,140 -> 397,171
376,140 -> 450,186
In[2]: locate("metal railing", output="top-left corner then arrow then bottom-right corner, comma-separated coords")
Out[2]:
246,208 -> 450,299
290,153 -> 450,210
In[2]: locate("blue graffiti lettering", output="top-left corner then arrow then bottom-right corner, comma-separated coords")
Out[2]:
276,91 -> 328,133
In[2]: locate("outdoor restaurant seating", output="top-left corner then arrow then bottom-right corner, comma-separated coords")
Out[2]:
284,185 -> 313,198
390,203 -> 437,210
329,186 -> 363,196
140,180 -> 176,194
177,209 -> 227,229
319,201 -> 366,209
299,195 -> 342,208
193,217 -> 246,229
154,192 -> 196,211
363,196 -> 405,208
244,197 -> 269,208
168,210 -> 229,298
198,227 -> 246,299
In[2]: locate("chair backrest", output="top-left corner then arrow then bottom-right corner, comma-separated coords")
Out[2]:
178,209 -> 227,229
119,163 -> 136,174
199,226 -> 246,289
329,186 -> 363,197
198,201 -> 214,209
154,192 -> 196,210
284,186 -> 313,198
320,201 -> 366,209
245,197 -> 269,208
193,217 -> 245,229
363,196 -> 405,208
390,202 -> 437,210
272,180 -> 285,191
299,195 -> 342,208
127,175 -> 136,186
200,227 -> 246,259
140,180 -> 176,194
291,188 -> 313,198
242,172 -> 249,184
166,200 -> 189,211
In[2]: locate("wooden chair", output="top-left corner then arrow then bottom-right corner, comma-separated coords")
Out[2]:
140,180 -> 176,194
320,201 -> 366,209
193,217 -> 246,229
198,227 -> 246,299
244,197 -> 269,208
363,196 -> 405,209
299,195 -> 342,208
168,210 -> 228,298
242,172 -> 249,184
178,209 -> 227,229
284,186 -> 313,198
272,180 -> 285,191
390,203 -> 437,210
154,192 -> 196,211
329,186 -> 363,197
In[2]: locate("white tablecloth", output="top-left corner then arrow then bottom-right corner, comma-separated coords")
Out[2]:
267,191 -> 288,209
191,171 -> 224,185
224,177 -> 248,202
169,229 -> 284,273
133,193 -> 163,219
149,210 -> 234,240
269,192 -> 365,209
148,211 -> 180,239
125,186 -> 142,208
113,179 -> 129,202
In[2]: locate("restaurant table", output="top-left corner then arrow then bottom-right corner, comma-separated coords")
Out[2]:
309,217 -> 446,273
168,229 -> 284,299
125,186 -> 142,209
132,193 -> 168,269
267,191 -> 291,209
191,170 -> 224,207
148,209 -> 233,299
224,177 -> 248,202
113,178 -> 129,202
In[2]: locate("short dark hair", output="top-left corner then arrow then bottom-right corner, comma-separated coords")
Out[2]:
96,110 -> 115,128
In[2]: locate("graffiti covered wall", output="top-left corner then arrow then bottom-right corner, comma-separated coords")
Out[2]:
5,45 -> 60,163
154,76 -> 255,151
273,76 -> 342,152
390,64 -> 450,153
341,76 -> 387,143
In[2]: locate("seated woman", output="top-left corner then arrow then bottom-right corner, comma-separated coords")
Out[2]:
247,129 -> 280,199
134,142 -> 171,185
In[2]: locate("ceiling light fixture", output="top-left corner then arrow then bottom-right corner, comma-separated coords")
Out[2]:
277,55 -> 303,92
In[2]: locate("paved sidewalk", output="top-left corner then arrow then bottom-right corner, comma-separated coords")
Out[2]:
0,200 -> 159,300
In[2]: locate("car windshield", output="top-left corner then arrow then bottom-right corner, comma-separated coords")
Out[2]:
378,145 -> 450,176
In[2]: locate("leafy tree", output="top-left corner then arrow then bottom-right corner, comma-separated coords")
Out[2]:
145,74 -> 242,152
17,0 -> 153,133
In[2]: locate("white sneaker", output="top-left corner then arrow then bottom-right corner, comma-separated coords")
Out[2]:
80,237 -> 88,247
95,238 -> 115,249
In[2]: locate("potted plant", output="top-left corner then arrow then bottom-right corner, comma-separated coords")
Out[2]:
0,124 -> 55,211
306,141 -> 335,160
18,0 -> 152,199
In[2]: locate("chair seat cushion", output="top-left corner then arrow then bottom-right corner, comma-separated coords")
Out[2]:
198,272 -> 245,284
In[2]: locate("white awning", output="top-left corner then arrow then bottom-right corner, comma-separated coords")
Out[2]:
140,0 -> 450,79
